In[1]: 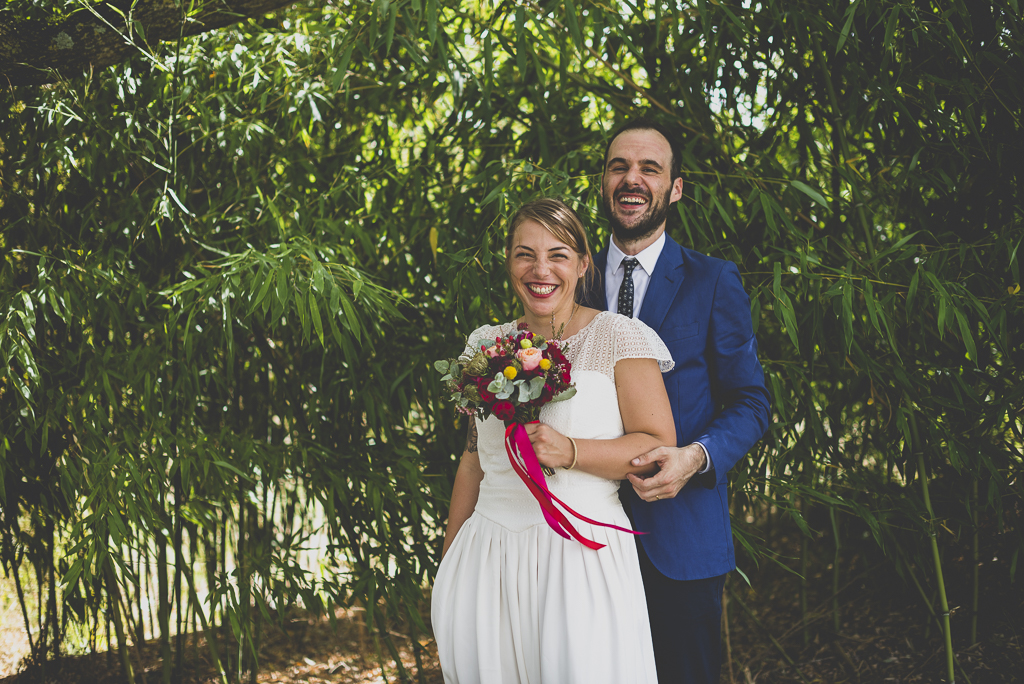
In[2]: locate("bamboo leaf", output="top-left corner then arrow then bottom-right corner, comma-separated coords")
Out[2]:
954,307 -> 977,363
836,0 -> 861,53
883,6 -> 900,52
332,42 -> 355,91
310,289 -> 325,347
564,0 -> 583,50
515,7 -> 527,77
790,180 -> 830,210
841,279 -> 854,353
907,268 -> 920,316
863,278 -> 880,334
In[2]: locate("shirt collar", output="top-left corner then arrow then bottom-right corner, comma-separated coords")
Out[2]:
608,231 -> 667,276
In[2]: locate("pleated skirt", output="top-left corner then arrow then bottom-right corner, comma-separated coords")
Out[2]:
431,490 -> 658,684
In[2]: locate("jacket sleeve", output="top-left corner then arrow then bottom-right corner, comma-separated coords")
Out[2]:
693,261 -> 771,486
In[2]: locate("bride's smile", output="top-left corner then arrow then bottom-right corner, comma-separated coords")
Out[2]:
526,283 -> 557,296
507,218 -> 587,331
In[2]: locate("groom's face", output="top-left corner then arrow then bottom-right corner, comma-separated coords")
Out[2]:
601,129 -> 683,245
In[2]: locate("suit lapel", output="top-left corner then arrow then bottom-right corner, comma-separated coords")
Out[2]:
638,234 -> 686,331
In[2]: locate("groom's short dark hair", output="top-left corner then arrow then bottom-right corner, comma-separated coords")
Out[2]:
604,116 -> 683,181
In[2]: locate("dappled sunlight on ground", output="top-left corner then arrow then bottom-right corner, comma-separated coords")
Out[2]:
3,518 -> 1021,683
0,605 -> 441,684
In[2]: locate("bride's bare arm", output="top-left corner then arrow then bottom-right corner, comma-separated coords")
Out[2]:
442,421 -> 485,558
526,357 -> 675,480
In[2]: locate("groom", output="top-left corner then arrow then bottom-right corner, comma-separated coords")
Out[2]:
583,117 -> 771,683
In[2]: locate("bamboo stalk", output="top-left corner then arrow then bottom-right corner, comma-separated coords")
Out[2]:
190,524 -> 199,668
248,502 -> 262,684
174,530 -> 230,684
11,551 -> 36,659
237,491 -> 248,684
174,473 -> 184,681
147,540 -> 157,646
908,403 -> 955,683
971,477 -> 979,645
46,524 -> 59,661
105,562 -> 138,684
800,530 -> 810,646
106,612 -> 114,669
723,577 -> 736,684
894,546 -> 974,684
158,519 -> 171,684
139,541 -> 148,643
830,505 -> 841,633
133,541 -> 144,644
114,568 -> 150,684
221,507 -> 231,677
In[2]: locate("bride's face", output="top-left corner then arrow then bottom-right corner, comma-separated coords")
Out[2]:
507,219 -> 587,323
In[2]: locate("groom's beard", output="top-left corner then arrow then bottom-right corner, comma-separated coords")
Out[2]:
601,183 -> 675,245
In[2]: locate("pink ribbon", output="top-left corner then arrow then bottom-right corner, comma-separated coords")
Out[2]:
504,422 -> 644,550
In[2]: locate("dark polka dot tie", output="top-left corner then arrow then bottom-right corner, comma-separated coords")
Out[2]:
617,257 -> 638,318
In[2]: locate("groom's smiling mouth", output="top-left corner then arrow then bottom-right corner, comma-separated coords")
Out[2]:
615,189 -> 651,210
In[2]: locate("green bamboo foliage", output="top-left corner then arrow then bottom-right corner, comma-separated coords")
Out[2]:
1,1 -> 1022,682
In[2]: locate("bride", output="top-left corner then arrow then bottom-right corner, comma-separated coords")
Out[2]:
431,198 -> 676,683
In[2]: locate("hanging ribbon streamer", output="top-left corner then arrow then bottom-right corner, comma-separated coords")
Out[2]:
504,422 -> 644,550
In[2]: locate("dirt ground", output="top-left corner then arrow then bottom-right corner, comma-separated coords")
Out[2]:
2,521 -> 1021,683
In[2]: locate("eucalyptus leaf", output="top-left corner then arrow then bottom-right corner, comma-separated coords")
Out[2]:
549,386 -> 577,403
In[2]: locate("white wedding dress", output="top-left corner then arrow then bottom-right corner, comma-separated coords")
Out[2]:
431,311 -> 673,684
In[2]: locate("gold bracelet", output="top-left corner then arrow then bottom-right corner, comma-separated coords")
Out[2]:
564,437 -> 578,470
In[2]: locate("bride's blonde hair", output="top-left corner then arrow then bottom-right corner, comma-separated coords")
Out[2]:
504,198 -> 596,299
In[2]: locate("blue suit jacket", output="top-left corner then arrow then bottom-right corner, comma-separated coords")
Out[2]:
585,234 -> 771,580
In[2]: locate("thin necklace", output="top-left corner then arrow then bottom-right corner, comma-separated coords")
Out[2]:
551,302 -> 580,340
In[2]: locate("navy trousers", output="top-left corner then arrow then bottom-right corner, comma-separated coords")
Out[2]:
636,539 -> 726,684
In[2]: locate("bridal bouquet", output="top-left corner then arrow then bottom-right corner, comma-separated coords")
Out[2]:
434,324 -> 638,551
433,325 -> 576,424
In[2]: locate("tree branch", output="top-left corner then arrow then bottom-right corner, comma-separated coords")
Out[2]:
0,0 -> 294,87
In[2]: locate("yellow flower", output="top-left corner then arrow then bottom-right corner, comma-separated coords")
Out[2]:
539,358 -> 551,371
503,366 -> 518,380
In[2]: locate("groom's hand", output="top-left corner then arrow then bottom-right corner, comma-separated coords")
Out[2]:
627,444 -> 706,501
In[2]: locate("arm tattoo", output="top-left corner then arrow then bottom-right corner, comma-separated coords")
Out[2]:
465,420 -> 479,454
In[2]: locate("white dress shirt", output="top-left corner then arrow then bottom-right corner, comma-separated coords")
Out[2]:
603,232 -> 713,475
604,232 -> 666,319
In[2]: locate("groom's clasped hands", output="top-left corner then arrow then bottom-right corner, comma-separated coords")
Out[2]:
627,443 -> 707,502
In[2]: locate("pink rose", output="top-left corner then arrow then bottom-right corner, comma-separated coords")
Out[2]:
484,345 -> 501,358
516,347 -> 543,371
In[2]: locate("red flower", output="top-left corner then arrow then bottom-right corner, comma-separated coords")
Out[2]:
476,376 -> 496,402
493,400 -> 516,421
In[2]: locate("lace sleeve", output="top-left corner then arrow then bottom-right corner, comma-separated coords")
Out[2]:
611,315 -> 675,373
